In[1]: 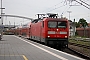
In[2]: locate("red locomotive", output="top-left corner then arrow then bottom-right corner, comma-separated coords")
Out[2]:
14,13 -> 69,47
30,13 -> 69,47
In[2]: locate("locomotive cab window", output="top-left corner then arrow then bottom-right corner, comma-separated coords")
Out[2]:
58,21 -> 67,28
48,21 -> 57,28
48,21 -> 67,28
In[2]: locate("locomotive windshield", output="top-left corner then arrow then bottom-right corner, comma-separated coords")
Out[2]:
48,21 -> 57,28
58,21 -> 66,28
48,21 -> 67,28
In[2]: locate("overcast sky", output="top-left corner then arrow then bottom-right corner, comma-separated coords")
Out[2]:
0,0 -> 90,25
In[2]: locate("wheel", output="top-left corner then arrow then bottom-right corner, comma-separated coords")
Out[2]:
0,37 -> 2,40
45,40 -> 49,46
0,35 -> 2,40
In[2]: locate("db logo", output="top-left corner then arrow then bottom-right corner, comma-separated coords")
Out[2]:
55,32 -> 59,34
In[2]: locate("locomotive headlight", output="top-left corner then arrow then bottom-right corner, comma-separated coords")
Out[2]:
48,36 -> 50,38
65,36 -> 67,38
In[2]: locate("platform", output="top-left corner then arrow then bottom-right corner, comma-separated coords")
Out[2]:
0,35 -> 85,60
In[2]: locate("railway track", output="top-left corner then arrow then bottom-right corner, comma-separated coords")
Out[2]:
50,45 -> 89,60
69,42 -> 90,49
60,48 -> 90,60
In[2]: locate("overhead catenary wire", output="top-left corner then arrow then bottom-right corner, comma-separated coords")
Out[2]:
63,0 -> 90,18
42,0 -> 71,13
61,0 -> 90,15
41,0 -> 72,18
43,0 -> 74,17
42,1 -> 64,12
79,0 -> 90,6
40,0 -> 77,17
60,0 -> 82,17
40,0 -> 90,23
40,0 -> 90,19
75,0 -> 90,10
48,2 -> 71,12
60,5 -> 71,17
47,4 -> 67,12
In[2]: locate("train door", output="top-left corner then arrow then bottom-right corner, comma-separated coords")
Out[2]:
28,27 -> 30,39
40,21 -> 44,42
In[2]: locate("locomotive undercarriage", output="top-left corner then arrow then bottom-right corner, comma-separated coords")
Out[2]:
45,38 -> 68,48
30,36 -> 68,48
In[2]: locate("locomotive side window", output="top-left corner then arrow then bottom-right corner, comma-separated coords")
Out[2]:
48,21 -> 57,28
58,21 -> 66,28
42,21 -> 44,27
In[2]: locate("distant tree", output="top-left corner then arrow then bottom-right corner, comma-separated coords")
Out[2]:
78,18 -> 88,37
75,22 -> 79,28
78,18 -> 88,27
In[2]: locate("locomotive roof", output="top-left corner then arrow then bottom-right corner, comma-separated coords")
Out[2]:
43,18 -> 68,21
32,18 -> 68,23
31,13 -> 68,23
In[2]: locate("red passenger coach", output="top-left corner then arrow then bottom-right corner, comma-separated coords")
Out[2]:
14,22 -> 31,39
20,22 -> 31,39
30,13 -> 69,47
